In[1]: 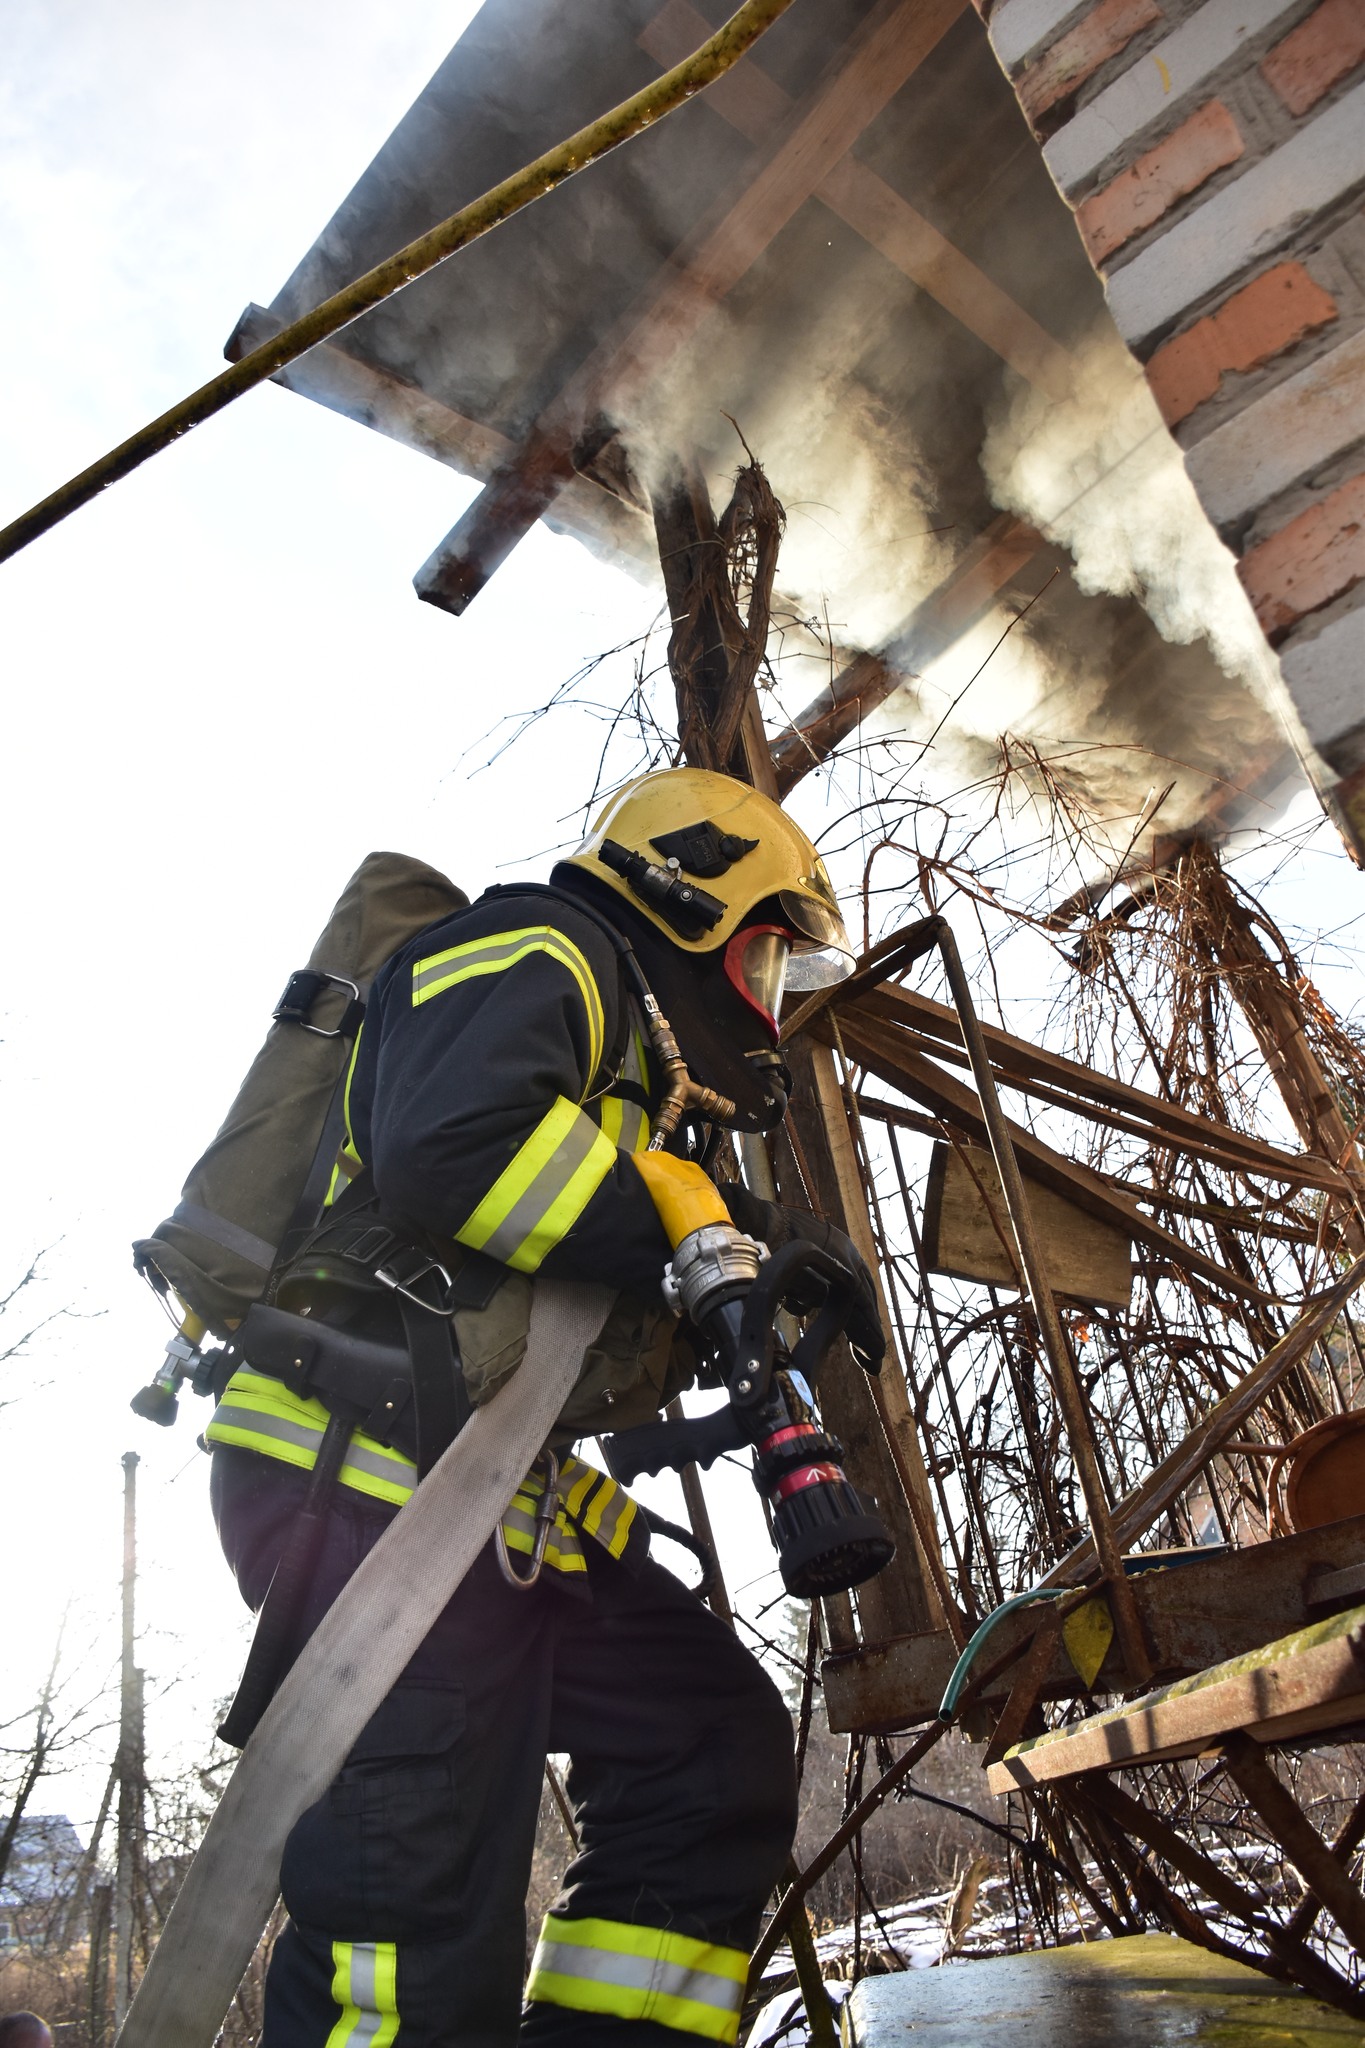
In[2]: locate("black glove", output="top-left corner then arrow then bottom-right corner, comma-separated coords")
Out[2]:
721,1186 -> 884,1370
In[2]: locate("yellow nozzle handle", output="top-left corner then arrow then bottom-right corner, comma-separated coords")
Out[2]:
631,1152 -> 732,1249
175,1303 -> 208,1346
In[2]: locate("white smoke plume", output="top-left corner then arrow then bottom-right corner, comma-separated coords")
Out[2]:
981,322 -> 1284,717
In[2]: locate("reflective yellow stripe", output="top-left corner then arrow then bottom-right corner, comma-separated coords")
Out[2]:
599,1096 -> 624,1146
580,1477 -> 638,1560
458,1096 -> 616,1273
325,1026 -> 368,1207
562,1457 -> 601,1519
527,1914 -> 747,2044
597,1090 -> 649,1154
326,1939 -> 399,2048
503,1485 -> 588,1574
204,1372 -> 417,1505
207,1385 -> 632,1573
411,926 -> 604,1084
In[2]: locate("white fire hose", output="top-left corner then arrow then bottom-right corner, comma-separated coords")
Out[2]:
115,1278 -> 614,2048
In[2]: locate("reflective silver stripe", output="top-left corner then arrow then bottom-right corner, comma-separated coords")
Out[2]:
530,1940 -> 743,2015
171,1201 -> 277,1272
623,1021 -> 648,1087
506,1486 -> 588,1572
473,1111 -> 608,1266
581,1477 -> 636,1559
207,1401 -> 418,1497
208,1402 -> 322,1459
616,1100 -> 648,1153
341,1441 -> 418,1495
347,1945 -> 389,2047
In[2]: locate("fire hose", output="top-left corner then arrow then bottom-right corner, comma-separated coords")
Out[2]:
113,1278 -> 615,2048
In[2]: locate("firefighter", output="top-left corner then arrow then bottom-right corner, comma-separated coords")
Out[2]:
206,767 -> 864,2046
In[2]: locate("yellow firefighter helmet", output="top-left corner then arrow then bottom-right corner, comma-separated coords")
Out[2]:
564,768 -> 855,1003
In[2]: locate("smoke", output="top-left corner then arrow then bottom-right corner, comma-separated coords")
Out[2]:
624,261 -> 959,657
619,269 -> 1297,860
981,323 -> 1284,717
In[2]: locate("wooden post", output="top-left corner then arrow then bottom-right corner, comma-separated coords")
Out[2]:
650,455 -> 947,1645
1192,843 -> 1365,1253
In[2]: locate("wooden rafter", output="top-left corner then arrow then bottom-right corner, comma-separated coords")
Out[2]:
772,513 -> 1045,792
415,0 -> 968,613
225,303 -> 657,580
827,1004 -> 1277,1299
640,0 -> 1075,398
854,982 -> 1355,1192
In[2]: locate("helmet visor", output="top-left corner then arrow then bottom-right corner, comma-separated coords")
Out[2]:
778,889 -> 857,991
724,926 -> 792,1040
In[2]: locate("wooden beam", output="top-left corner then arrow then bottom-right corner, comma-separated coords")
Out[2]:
807,1040 -> 953,1631
823,1515 -> 1365,1733
772,513 -> 1044,792
1224,1733 -> 1365,1956
852,981 -> 1354,1194
986,1606 -> 1365,1791
781,1042 -> 947,1640
772,652 -> 903,796
830,1006 -> 1275,1300
225,303 -> 656,582
640,0 -> 1076,398
415,0 -> 968,613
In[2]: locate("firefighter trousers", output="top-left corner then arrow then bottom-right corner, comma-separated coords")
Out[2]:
212,1445 -> 797,2047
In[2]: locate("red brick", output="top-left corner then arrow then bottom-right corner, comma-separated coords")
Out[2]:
1147,261 -> 1339,423
1018,0 -> 1162,123
1240,469 -> 1365,635
1076,100 -> 1245,263
1261,0 -> 1365,116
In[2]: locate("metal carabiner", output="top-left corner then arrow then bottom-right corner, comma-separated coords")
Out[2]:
374,1253 -> 460,1318
496,1452 -> 561,1591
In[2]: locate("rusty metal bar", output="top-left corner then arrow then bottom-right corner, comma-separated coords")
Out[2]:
932,922 -> 1152,1682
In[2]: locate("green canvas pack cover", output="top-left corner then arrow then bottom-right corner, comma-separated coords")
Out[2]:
133,851 -> 468,1336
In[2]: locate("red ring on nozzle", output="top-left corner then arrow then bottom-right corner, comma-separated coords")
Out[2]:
757,1423 -> 821,1454
773,1461 -> 845,1503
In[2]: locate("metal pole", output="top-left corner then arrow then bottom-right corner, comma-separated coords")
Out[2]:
934,925 -> 1152,1684
114,1451 -> 140,2028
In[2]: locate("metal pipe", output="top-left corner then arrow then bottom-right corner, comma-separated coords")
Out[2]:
0,0 -> 796,568
933,924 -> 1153,1684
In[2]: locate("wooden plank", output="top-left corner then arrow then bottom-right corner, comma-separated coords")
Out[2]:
832,1006 -> 1272,1300
823,1516 -> 1365,1732
987,1606 -> 1365,1792
855,981 -> 1350,1192
415,0 -> 967,612
923,1139 -> 1133,1306
640,0 -> 1076,398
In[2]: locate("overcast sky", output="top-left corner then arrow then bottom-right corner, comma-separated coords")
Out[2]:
3,0 -> 1363,1837
0,0 -> 718,1825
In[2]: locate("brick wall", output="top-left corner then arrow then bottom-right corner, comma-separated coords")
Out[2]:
984,0 -> 1365,856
